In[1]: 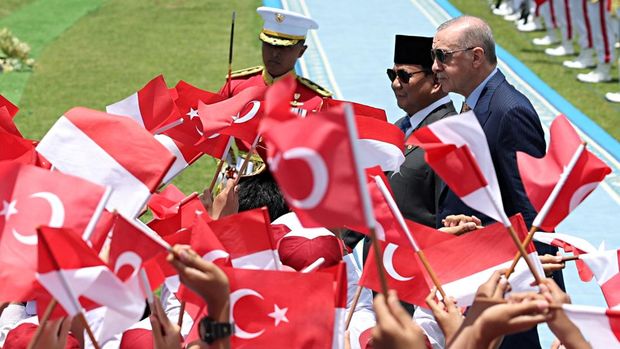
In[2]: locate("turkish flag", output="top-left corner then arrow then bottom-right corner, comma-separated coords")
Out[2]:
0,128 -> 35,164
409,111 -> 507,225
517,114 -> 611,231
225,267 -> 335,349
259,74 -> 298,135
0,94 -> 19,118
196,85 -> 267,144
208,207 -> 279,270
37,226 -> 144,342
36,107 -> 176,218
534,231 -> 596,282
0,161 -> 109,302
147,195 -> 210,237
263,106 -> 367,229
0,106 -> 22,137
147,184 -> 187,220
106,75 -> 181,133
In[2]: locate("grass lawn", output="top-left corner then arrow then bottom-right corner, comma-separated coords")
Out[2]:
448,0 -> 620,140
1,0 -> 262,195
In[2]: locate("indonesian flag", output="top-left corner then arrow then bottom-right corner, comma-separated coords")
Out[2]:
106,75 -> 180,133
423,214 -> 542,305
147,184 -> 187,220
579,249 -> 620,308
534,231 -> 596,281
517,115 -> 611,231
0,162 -> 109,302
208,207 -> 279,270
355,116 -> 405,172
36,226 -> 145,342
562,304 -> 620,348
263,105 -> 367,229
0,94 -> 18,117
321,99 -> 388,121
409,111 -> 507,225
36,107 -> 176,218
225,267 -> 335,349
169,80 -> 231,159
196,85 -> 267,144
147,194 -> 210,237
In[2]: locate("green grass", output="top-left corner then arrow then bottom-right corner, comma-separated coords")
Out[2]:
1,0 -> 262,195
449,0 -> 620,140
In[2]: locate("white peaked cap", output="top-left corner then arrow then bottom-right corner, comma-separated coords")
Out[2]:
257,6 -> 318,46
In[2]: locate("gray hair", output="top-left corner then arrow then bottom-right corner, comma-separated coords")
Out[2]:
437,16 -> 497,65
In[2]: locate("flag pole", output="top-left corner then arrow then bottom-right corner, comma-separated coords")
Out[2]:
208,159 -> 225,192
345,285 -> 363,329
226,11 -> 236,97
373,176 -> 448,300
82,186 -> 112,242
232,134 -> 261,186
504,142 -> 586,279
27,300 -> 57,349
343,104 -> 388,295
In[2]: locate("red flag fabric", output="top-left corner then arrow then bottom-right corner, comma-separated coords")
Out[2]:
579,249 -> 620,308
0,162 -> 108,302
36,226 -> 144,341
147,184 -> 187,220
259,75 -> 298,133
409,111 -> 507,225
225,267 -> 335,349
36,107 -> 176,218
263,106 -> 367,229
517,114 -> 611,231
147,195 -> 210,237
208,207 -> 279,270
106,75 -> 180,133
0,128 -> 35,164
321,99 -> 388,121
355,116 -> 405,172
196,86 -> 267,144
0,106 -> 22,137
562,304 -> 620,347
0,94 -> 19,118
533,231 -> 596,282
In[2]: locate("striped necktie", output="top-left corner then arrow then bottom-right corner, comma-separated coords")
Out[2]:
399,117 -> 412,137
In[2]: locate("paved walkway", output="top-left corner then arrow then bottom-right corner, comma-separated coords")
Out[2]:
276,0 -> 620,346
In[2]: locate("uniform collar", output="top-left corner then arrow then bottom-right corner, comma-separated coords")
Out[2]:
262,67 -> 297,85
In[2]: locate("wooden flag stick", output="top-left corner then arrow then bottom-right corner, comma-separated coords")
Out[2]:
208,159 -> 225,192
27,300 -> 57,349
506,225 -> 544,284
373,175 -> 448,300
226,11 -> 236,97
505,142 -> 586,279
345,285 -> 363,330
369,227 -> 390,296
233,135 -> 261,186
177,301 -> 186,328
561,255 -> 580,262
80,313 -> 101,349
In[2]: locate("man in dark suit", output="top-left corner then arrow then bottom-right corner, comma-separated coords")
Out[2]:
432,16 -> 563,349
388,35 -> 457,228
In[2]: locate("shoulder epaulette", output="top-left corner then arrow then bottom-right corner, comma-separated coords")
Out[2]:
228,66 -> 263,79
297,76 -> 333,97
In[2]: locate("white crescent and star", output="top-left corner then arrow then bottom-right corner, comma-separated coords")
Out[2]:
114,251 -> 143,279
270,147 -> 329,210
568,182 -> 599,212
10,192 -> 65,246
230,288 -> 290,340
383,243 -> 415,282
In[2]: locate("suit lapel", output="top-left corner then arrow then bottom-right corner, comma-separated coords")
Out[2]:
473,70 -> 505,127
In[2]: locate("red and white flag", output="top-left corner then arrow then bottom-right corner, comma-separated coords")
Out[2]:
106,75 -> 180,133
0,106 -> 22,137
208,207 -> 279,270
225,267 -> 335,349
263,106 -> 367,229
423,215 -> 542,306
579,249 -> 620,309
196,85 -> 267,144
36,107 -> 176,218
518,115 -> 611,231
562,304 -> 620,348
36,226 -> 145,342
408,111 -> 508,225
534,231 -> 596,281
147,194 -> 210,237
147,184 -> 187,220
321,99 -> 388,121
0,162 -> 109,302
355,116 -> 405,172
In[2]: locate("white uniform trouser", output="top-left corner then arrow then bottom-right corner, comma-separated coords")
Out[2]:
538,1 -> 558,37
587,0 -> 616,64
554,0 -> 575,42
571,0 -> 594,49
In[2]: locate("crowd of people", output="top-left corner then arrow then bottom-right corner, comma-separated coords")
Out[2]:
0,4 -> 614,349
491,0 -> 620,102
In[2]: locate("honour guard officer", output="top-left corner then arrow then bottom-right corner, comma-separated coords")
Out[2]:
219,6 -> 332,112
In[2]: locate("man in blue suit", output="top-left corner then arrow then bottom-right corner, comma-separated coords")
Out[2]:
432,16 -> 563,349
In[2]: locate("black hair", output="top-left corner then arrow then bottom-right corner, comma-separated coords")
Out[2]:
237,170 -> 290,222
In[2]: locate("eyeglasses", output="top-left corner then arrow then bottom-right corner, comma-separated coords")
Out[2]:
386,68 -> 427,84
431,47 -> 476,64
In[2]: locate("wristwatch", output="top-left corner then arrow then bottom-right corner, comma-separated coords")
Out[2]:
198,316 -> 233,344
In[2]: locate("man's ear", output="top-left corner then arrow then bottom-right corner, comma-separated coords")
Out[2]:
298,44 -> 308,58
471,47 -> 485,68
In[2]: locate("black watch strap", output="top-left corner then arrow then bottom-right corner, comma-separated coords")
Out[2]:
199,316 -> 233,344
